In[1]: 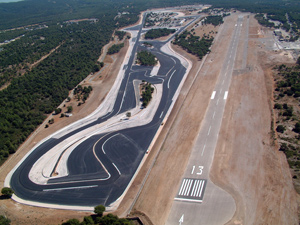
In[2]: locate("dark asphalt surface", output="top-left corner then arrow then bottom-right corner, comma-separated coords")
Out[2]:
9,13 -> 200,207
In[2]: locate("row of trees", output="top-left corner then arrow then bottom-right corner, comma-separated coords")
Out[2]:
136,50 -> 157,66
107,43 -> 124,55
141,82 -> 154,107
62,205 -> 132,225
173,30 -> 213,60
144,28 -> 176,39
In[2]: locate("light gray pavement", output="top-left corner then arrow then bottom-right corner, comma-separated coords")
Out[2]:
166,14 -> 248,225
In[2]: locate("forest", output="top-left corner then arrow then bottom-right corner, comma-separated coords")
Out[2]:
173,30 -> 213,60
144,28 -> 176,39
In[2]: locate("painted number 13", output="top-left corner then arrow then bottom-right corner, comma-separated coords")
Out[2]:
191,165 -> 204,175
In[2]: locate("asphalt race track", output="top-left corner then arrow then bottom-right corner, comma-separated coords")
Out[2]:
7,12 -> 200,208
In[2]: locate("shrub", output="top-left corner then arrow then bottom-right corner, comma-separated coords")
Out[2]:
1,187 -> 14,198
276,125 -> 286,133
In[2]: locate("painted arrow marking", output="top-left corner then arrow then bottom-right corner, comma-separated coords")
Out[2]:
179,214 -> 184,225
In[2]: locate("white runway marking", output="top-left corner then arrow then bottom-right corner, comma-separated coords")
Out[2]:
176,179 -> 206,203
207,126 -> 211,136
43,185 -> 98,192
212,111 -> 216,119
201,144 -> 206,156
211,91 -> 216,99
222,79 -> 225,85
174,197 -> 203,203
216,99 -> 220,105
179,179 -> 187,195
224,91 -> 228,99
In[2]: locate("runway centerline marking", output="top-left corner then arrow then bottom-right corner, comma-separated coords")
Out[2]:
201,144 -> 206,156
216,99 -> 220,105
224,91 -> 228,99
211,91 -> 216,99
207,126 -> 211,136
212,111 -> 216,119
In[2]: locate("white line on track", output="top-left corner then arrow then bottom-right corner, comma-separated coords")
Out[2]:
43,185 -> 98,192
112,163 -> 121,175
211,91 -> 216,99
102,134 -> 118,154
160,111 -> 164,118
224,91 -> 228,100
167,70 -> 176,89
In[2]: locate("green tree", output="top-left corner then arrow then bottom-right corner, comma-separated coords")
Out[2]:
0,215 -> 10,225
62,218 -> 80,225
55,108 -> 62,115
81,216 -> 94,225
1,187 -> 14,198
293,122 -> 300,133
67,106 -> 73,113
276,125 -> 286,133
94,205 -> 105,216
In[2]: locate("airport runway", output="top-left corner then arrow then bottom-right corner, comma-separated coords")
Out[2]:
7,12 -> 200,208
166,14 -> 248,225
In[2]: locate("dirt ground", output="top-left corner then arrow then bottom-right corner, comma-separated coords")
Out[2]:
130,13 -> 298,225
0,34 -> 130,225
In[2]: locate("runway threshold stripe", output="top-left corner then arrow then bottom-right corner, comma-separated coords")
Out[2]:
179,179 -> 187,195
43,185 -> 98,192
183,179 -> 191,196
185,180 -> 193,196
196,180 -> 202,197
198,180 -> 205,197
191,180 -> 199,196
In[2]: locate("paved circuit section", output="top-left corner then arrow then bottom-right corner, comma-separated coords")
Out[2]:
6,12 -> 201,209
166,14 -> 249,225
